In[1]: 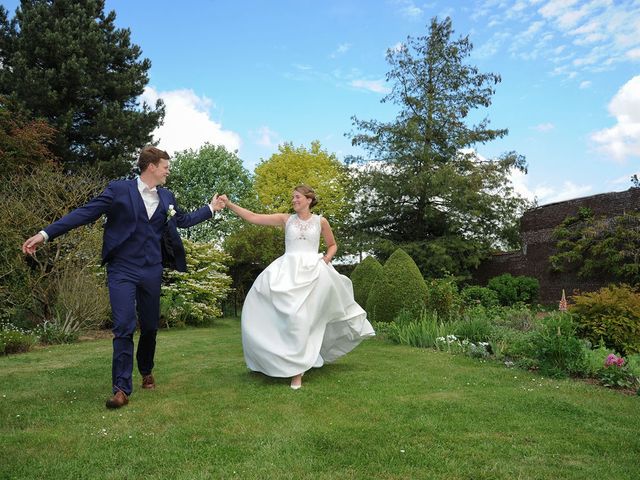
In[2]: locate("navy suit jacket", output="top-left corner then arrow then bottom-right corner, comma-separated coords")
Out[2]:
43,179 -> 212,272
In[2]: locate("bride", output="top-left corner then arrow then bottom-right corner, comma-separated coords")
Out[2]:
220,185 -> 375,389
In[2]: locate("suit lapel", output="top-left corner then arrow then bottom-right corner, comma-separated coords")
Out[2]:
157,188 -> 170,218
127,179 -> 140,219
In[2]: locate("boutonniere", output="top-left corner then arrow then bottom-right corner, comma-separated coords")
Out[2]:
166,204 -> 176,223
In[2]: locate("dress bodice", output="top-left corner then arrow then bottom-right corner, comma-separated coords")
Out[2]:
285,214 -> 321,254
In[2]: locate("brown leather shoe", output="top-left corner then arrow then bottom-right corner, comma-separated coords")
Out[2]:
141,374 -> 156,389
105,390 -> 128,409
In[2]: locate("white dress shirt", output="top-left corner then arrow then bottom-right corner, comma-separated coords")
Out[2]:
137,177 -> 160,219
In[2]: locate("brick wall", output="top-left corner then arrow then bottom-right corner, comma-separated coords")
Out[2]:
472,188 -> 640,304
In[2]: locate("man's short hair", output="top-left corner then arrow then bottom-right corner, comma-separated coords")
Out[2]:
138,146 -> 170,172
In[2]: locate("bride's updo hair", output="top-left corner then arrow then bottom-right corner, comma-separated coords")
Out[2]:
294,185 -> 318,208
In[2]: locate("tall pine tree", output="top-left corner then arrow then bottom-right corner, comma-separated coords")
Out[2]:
348,17 -> 530,280
0,1 -> 164,176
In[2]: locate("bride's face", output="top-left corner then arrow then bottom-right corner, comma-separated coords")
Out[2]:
292,191 -> 311,212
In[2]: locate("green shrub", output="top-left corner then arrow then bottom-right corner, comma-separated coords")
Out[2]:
0,167 -> 107,323
0,323 -> 37,355
350,256 -> 384,310
366,249 -> 428,323
489,326 -> 537,361
490,305 -> 536,332
530,312 -> 588,378
461,285 -> 499,308
425,277 -> 461,319
453,308 -> 493,343
35,320 -> 80,345
570,284 -> 640,355
487,273 -> 540,306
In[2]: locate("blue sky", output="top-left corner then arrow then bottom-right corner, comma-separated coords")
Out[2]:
4,0 -> 640,205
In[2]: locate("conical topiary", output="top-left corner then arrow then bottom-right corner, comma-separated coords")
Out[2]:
366,248 -> 428,323
350,256 -> 384,308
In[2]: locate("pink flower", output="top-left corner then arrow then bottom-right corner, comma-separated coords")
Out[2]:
605,354 -> 617,366
616,357 -> 625,367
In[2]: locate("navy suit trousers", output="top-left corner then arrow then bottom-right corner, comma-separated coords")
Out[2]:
107,262 -> 163,395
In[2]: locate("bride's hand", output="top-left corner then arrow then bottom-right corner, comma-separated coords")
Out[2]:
218,194 -> 229,207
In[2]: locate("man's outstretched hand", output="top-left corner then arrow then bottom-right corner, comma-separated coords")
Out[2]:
210,194 -> 226,211
22,233 -> 45,255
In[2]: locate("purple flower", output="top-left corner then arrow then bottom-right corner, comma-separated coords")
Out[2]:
605,354 -> 618,366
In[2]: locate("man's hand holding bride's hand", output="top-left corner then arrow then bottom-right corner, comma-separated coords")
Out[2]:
217,194 -> 229,207
210,194 -> 227,212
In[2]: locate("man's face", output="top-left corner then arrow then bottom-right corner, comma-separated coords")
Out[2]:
150,159 -> 170,185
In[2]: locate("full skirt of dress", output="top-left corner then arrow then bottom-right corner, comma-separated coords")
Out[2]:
241,252 -> 375,377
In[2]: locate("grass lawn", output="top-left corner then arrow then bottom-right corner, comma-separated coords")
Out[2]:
1,318 -> 639,480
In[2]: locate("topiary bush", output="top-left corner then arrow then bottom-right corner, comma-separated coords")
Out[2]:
366,249 -> 427,323
350,256 -> 384,309
461,285 -> 499,308
487,273 -> 540,306
570,284 -> 640,355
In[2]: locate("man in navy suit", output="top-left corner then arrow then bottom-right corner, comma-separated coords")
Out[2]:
22,146 -> 224,409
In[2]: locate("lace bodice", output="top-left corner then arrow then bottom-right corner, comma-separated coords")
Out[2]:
285,214 -> 321,254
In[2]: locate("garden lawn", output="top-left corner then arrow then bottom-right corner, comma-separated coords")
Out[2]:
1,319 -> 638,480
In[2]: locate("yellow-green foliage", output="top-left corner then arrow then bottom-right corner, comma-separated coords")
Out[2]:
253,141 -> 351,223
161,240 -> 233,327
350,256 -> 383,309
570,284 -> 640,355
366,249 -> 428,323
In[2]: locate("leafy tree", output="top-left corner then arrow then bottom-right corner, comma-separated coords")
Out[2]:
166,143 -> 258,242
223,224 -> 285,306
254,141 -> 352,222
347,17 -> 530,280
253,140 -> 358,258
550,208 -> 640,285
0,1 -> 164,176
0,95 -> 57,177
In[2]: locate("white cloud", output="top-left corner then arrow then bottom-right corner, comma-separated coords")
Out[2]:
141,87 -> 241,156
330,43 -> 352,58
590,75 -> 640,163
393,0 -> 423,19
532,122 -> 555,132
626,48 -> 640,60
350,79 -> 391,94
509,169 -> 592,204
541,181 -> 593,204
252,126 -> 279,148
579,80 -> 592,89
480,0 -> 640,79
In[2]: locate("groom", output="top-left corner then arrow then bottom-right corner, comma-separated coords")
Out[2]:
22,146 -> 224,409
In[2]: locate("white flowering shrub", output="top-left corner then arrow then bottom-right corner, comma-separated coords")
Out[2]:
160,239 -> 233,327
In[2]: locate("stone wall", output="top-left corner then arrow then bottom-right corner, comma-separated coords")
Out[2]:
472,188 -> 640,304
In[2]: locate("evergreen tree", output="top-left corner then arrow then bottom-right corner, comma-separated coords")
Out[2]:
348,17 -> 530,280
0,0 -> 164,176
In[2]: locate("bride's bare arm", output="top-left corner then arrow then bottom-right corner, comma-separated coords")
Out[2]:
221,196 -> 288,227
320,217 -> 337,263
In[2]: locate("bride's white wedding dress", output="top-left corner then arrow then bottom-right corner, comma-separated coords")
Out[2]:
241,214 -> 375,377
